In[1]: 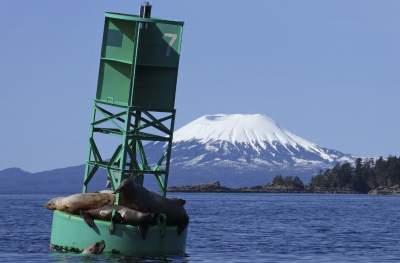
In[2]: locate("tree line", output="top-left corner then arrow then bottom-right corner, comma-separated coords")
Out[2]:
272,156 -> 400,193
310,156 -> 400,193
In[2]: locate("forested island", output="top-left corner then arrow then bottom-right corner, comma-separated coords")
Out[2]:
169,157 -> 400,194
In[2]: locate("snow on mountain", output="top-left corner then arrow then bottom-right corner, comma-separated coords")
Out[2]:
146,114 -> 354,186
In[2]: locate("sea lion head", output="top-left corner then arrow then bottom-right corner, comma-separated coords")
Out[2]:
44,197 -> 63,210
115,178 -> 134,194
82,240 -> 105,255
178,199 -> 186,206
171,198 -> 186,206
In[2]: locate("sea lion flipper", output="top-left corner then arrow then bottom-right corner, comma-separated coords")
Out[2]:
138,224 -> 149,240
150,213 -> 158,225
112,211 -> 123,224
80,210 -> 95,229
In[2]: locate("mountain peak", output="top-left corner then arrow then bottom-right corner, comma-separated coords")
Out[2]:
174,114 -> 317,150
175,114 -> 279,143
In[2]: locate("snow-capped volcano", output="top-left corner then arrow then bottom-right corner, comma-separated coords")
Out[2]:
175,114 -> 307,145
146,114 -> 353,187
175,114 -> 334,160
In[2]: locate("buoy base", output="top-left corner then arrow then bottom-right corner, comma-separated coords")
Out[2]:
50,210 -> 187,256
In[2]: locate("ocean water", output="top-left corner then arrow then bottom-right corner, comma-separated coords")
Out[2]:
0,193 -> 400,262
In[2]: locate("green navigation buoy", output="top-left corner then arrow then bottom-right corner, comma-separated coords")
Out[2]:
50,3 -> 186,255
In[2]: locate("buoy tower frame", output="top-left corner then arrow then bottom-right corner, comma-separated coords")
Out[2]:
83,3 -> 183,198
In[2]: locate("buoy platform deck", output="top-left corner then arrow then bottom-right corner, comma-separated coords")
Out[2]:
50,211 -> 187,255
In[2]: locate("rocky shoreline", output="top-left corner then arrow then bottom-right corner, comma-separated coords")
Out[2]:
168,181 -> 397,195
368,185 -> 400,195
168,181 -> 318,194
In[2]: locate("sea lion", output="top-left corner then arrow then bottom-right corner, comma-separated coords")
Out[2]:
45,193 -> 115,214
81,240 -> 105,255
116,178 -> 189,234
80,204 -> 156,239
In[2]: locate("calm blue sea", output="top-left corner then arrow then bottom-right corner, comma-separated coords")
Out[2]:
0,193 -> 400,262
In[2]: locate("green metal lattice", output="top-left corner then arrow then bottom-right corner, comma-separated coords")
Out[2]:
83,12 -> 184,198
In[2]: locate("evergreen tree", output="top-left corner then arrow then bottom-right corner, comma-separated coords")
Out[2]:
272,175 -> 285,186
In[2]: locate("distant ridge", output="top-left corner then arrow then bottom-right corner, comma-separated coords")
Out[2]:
0,167 -> 31,177
0,165 -> 86,194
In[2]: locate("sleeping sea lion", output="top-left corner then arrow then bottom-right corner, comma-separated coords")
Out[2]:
116,178 -> 189,234
80,205 -> 156,239
82,240 -> 105,255
45,193 -> 115,214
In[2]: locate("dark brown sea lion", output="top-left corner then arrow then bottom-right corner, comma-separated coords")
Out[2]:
116,178 -> 189,234
44,193 -> 115,214
80,204 -> 155,239
81,240 -> 105,255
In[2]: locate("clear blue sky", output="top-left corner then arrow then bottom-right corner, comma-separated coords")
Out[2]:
1,0 -> 399,172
